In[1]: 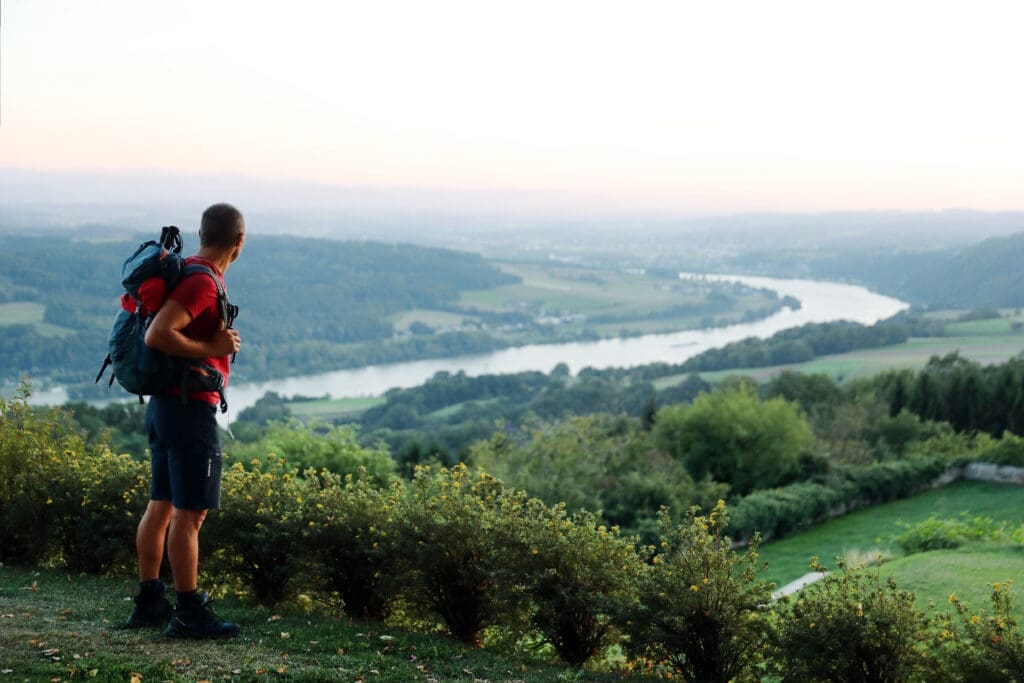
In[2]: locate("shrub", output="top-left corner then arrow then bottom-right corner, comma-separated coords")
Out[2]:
393,464 -> 527,645
979,433 -> 1024,467
204,455 -> 311,603
932,581 -> 1024,682
623,501 -> 773,682
772,557 -> 933,682
0,386 -> 79,565
503,500 -> 642,667
892,514 -> 1014,555
230,420 -> 395,482
49,445 -> 148,573
728,481 -> 843,542
305,470 -> 403,620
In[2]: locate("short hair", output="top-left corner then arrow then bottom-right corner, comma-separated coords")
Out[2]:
200,203 -> 245,249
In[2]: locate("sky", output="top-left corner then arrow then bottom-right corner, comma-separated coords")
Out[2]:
2,0 -> 1023,213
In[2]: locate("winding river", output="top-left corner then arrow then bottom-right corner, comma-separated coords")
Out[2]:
31,274 -> 908,422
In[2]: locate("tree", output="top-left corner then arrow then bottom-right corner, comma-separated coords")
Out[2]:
652,385 -> 813,495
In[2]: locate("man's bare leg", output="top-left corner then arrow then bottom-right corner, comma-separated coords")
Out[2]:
136,500 -> 172,581
166,507 -> 208,592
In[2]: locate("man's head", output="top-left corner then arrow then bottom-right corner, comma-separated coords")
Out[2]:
200,203 -> 246,260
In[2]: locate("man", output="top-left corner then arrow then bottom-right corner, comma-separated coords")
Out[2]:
124,203 -> 245,639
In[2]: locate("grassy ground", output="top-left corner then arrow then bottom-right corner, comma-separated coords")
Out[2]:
881,547 -> 1024,617
0,566 -> 644,683
757,481 -> 1024,594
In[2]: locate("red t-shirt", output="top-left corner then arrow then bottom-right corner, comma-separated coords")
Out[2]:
166,256 -> 231,405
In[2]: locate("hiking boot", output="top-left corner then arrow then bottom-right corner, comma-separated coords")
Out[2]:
124,585 -> 173,628
165,593 -> 240,639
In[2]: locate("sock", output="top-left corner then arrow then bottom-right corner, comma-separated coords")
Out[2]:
138,578 -> 164,600
176,589 -> 202,609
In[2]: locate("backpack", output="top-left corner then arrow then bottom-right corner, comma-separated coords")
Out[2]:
95,226 -> 238,412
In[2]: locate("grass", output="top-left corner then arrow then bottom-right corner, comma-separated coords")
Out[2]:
756,480 -> 1024,589
0,566 -> 643,683
288,396 -> 387,421
880,547 -> 1024,619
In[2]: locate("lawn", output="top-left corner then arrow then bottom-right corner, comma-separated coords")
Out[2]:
0,566 -> 644,683
881,547 -> 1024,619
756,480 -> 1024,589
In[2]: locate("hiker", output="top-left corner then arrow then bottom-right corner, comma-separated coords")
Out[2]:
124,203 -> 245,638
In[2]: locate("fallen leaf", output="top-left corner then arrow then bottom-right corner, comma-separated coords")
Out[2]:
232,670 -> 241,675
26,581 -> 38,592
379,635 -> 393,642
280,632 -> 290,639
1,614 -> 14,618
87,671 -> 98,678
130,673 -> 142,683
61,609 -> 72,615
267,615 -> 281,622
0,670 -> 13,675
276,668 -> 286,674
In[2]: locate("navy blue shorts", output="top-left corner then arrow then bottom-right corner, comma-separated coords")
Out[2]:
146,396 -> 223,510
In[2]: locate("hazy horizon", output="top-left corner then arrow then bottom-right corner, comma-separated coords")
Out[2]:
3,1 -> 1022,214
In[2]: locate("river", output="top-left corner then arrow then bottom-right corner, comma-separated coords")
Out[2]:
30,274 -> 907,422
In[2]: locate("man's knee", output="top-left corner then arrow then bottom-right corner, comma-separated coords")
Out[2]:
171,507 -> 208,532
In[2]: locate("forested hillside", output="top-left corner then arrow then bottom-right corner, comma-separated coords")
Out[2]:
729,230 -> 1024,308
0,234 -> 516,388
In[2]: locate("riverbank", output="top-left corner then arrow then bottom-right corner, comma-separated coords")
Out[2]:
28,274 -> 907,423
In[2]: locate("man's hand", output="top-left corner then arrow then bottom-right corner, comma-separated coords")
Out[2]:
210,326 -> 241,357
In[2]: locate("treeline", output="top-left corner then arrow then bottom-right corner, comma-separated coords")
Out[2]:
635,313 -> 944,376
876,352 -> 1024,436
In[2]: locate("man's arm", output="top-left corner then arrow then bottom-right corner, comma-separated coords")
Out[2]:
144,299 -> 240,359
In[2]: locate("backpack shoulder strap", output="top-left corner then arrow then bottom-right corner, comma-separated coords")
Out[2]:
180,263 -> 231,325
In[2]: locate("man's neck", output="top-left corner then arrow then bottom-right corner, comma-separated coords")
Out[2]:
195,248 -> 232,274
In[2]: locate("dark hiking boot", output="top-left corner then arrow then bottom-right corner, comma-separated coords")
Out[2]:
165,593 -> 240,639
124,583 -> 173,628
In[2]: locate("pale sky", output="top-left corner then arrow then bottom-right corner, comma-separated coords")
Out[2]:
2,0 -> 1023,213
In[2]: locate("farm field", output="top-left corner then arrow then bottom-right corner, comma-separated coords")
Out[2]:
756,480 -> 1024,614
287,396 -> 386,421
0,302 -> 74,338
458,262 -> 782,334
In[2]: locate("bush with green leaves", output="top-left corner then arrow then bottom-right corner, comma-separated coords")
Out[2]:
1,386 -> 71,564
502,500 -> 643,667
48,444 -> 148,573
623,501 -> 773,682
305,469 -> 403,620
204,455 -> 312,603
469,414 -> 726,541
931,581 -> 1024,682
773,557 -> 934,682
229,420 -> 395,482
893,514 -> 1018,555
393,464 -> 528,646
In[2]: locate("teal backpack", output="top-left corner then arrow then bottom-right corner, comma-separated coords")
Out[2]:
95,226 -> 237,412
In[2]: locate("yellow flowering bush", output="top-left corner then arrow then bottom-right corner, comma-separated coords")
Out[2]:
930,582 -> 1024,682
502,500 -> 643,667
773,557 -> 932,681
48,444 -> 148,573
204,454 -> 311,603
0,386 -> 68,564
305,468 -> 403,619
623,501 -> 773,682
393,464 -> 528,646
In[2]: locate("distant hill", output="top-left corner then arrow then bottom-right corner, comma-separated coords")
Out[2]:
0,234 -> 517,389
729,231 -> 1024,308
